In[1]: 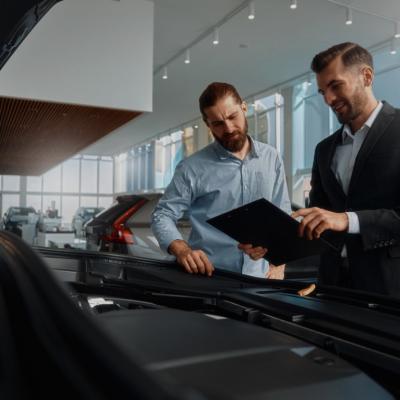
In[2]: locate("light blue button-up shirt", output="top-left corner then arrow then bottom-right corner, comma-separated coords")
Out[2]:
151,136 -> 291,277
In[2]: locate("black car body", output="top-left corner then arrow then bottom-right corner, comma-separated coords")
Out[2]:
3,230 -> 398,399
1,0 -> 62,70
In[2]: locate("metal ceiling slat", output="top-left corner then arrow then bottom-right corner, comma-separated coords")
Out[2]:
0,96 -> 140,175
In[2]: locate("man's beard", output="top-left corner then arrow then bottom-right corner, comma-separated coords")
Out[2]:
213,119 -> 248,152
334,85 -> 367,125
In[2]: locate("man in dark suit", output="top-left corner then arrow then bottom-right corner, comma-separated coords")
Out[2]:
291,42 -> 400,296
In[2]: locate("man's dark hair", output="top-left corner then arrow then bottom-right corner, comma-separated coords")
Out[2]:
199,82 -> 242,120
311,42 -> 374,73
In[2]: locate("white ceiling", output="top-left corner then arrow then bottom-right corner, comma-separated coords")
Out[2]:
84,0 -> 400,155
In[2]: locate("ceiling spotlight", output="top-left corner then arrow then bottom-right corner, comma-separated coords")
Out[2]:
212,27 -> 220,45
248,1 -> 255,20
394,22 -> 400,39
194,125 -> 199,129
184,49 -> 191,64
345,7 -> 353,25
290,0 -> 297,10
390,40 -> 397,55
162,66 -> 168,80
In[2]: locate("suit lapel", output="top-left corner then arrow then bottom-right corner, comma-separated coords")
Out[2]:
322,128 -> 347,201
348,102 -> 396,196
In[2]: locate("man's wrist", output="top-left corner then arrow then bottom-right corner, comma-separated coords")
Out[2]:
168,239 -> 191,257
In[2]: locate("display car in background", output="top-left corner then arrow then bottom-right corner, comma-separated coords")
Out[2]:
85,193 -> 190,260
1,206 -> 38,233
2,230 -> 399,399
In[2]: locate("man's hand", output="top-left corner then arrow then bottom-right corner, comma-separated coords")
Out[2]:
292,207 -> 349,240
266,264 -> 285,280
168,240 -> 214,276
238,243 -> 268,260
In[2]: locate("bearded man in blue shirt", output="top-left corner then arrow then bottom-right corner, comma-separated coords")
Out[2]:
151,82 -> 291,278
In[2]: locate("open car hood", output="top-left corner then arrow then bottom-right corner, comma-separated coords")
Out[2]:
37,246 -> 400,398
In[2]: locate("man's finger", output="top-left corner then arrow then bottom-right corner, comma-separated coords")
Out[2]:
298,212 -> 317,237
292,208 -> 317,219
304,215 -> 324,240
250,248 -> 267,260
200,253 -> 214,276
192,252 -> 206,274
314,221 -> 329,239
186,254 -> 199,273
181,259 -> 193,274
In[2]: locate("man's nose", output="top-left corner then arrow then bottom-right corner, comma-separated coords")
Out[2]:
324,91 -> 336,106
224,120 -> 235,133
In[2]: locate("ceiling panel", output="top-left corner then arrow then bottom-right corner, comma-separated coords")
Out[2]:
0,97 -> 139,175
86,0 -> 400,155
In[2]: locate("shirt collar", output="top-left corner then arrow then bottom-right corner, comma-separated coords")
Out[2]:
212,135 -> 259,160
342,101 -> 383,142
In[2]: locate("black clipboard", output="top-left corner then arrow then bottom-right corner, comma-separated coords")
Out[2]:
207,198 -> 341,265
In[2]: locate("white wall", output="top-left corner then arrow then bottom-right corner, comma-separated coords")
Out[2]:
0,0 -> 153,112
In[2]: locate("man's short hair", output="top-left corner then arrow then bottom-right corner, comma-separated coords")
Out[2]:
311,42 -> 374,73
199,82 -> 242,120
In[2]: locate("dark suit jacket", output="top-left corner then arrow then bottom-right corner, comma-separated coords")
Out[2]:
309,101 -> 400,296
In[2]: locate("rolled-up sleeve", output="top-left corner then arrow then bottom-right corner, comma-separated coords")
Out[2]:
151,162 -> 192,252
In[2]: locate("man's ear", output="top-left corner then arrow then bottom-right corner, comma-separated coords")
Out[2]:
241,101 -> 248,113
362,66 -> 374,87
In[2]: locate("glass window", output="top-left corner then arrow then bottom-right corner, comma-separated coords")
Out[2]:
3,176 -> 20,191
183,127 -> 194,157
291,80 -> 330,206
2,194 -> 20,215
81,160 -> 98,194
146,142 -> 155,189
375,66 -> 400,108
27,176 -> 42,192
80,196 -> 98,207
26,195 -> 42,213
61,196 -> 79,224
115,153 -> 127,193
171,131 -> 184,174
139,147 -> 147,190
253,93 -> 284,152
43,166 -> 61,193
154,139 -> 165,189
99,161 -> 113,194
98,196 -> 113,209
62,159 -> 80,193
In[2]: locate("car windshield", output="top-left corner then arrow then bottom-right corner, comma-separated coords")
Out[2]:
83,208 -> 102,217
10,207 -> 35,216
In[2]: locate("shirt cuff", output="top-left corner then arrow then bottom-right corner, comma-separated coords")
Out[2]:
346,212 -> 360,234
159,234 -> 184,253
